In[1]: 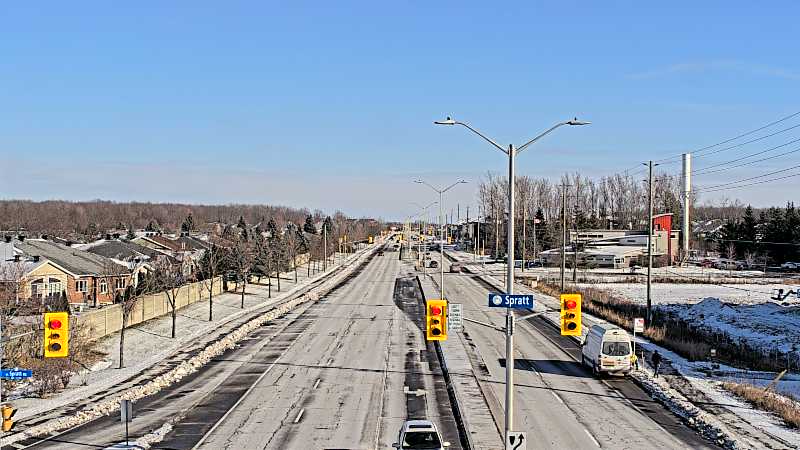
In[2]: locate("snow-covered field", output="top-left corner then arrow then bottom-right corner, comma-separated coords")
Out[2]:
577,282 -> 799,306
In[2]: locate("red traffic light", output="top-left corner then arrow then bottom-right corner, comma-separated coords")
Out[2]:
565,300 -> 577,310
431,306 -> 442,315
49,319 -> 62,329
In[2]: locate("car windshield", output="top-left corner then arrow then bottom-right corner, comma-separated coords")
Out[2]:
403,431 -> 442,449
602,341 -> 630,356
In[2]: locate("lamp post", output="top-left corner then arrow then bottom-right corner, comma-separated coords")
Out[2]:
411,201 -> 438,273
435,116 -> 589,440
415,179 -> 467,300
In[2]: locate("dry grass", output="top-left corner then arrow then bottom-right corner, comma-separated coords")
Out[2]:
722,381 -> 800,429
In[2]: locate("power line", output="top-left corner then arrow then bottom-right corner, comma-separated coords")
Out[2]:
698,163 -> 800,190
693,140 -> 800,176
692,122 -> 800,159
697,171 -> 800,193
654,110 -> 800,164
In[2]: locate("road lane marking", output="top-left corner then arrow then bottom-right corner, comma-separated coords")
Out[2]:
313,378 -> 321,390
551,391 -> 565,405
293,408 -> 305,424
584,428 -> 601,447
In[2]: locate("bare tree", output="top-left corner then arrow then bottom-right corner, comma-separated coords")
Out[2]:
283,224 -> 307,283
153,258 -> 184,338
196,244 -> 221,321
228,235 -> 255,308
99,260 -> 150,369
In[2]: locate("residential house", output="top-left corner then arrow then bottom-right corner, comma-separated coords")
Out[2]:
4,237 -> 130,306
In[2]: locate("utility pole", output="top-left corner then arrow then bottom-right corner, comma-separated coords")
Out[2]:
573,186 -> 579,283
521,200 -> 526,273
646,160 -> 655,323
560,183 -> 569,292
323,224 -> 328,271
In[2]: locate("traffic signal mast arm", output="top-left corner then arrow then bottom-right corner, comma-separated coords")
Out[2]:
461,309 -> 557,334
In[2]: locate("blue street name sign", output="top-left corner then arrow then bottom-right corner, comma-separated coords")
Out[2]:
488,293 -> 534,309
0,369 -> 33,380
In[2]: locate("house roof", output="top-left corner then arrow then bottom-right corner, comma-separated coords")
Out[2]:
77,239 -> 154,262
134,235 -> 184,252
176,236 -> 211,252
14,239 -> 128,276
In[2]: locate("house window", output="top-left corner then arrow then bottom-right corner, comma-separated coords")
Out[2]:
48,281 -> 62,296
76,280 -> 88,293
115,278 -> 126,290
31,279 -> 44,299
99,279 -> 108,294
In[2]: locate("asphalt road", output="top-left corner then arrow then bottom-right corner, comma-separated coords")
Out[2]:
436,257 -> 720,450
191,250 -> 460,450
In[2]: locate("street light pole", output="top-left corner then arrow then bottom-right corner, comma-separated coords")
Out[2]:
435,116 -> 589,440
415,180 -> 467,300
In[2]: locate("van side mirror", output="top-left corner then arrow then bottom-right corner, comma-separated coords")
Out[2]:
392,444 -> 400,449
443,443 -> 451,447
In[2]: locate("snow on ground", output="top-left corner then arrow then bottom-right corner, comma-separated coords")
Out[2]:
8,254 -> 347,422
577,282 -> 799,306
634,337 -> 800,448
661,298 -> 800,354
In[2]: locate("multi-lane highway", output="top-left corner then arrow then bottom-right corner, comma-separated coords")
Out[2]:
23,242 -> 721,450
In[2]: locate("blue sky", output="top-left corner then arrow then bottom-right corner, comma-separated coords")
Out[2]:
2,2 -> 799,220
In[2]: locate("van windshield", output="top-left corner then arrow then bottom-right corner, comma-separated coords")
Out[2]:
602,341 -> 630,356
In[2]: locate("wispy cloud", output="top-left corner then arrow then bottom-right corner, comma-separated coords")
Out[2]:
627,60 -> 800,81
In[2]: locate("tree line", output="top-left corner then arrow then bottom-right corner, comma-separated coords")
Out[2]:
0,199 -> 346,240
717,203 -> 800,264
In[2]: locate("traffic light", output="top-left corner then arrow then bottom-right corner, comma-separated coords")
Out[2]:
2,404 -> 16,432
560,294 -> 582,336
44,311 -> 69,358
426,299 -> 447,341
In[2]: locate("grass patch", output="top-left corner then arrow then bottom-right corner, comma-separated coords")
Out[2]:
722,382 -> 800,429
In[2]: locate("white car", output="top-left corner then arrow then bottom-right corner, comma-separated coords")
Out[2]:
392,419 -> 451,449
781,262 -> 800,270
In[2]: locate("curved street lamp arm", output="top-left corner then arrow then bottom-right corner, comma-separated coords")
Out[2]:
516,122 -> 569,154
442,179 -> 467,194
415,179 -> 442,194
454,122 -> 507,154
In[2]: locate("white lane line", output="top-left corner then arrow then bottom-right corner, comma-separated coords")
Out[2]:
551,391 -> 565,405
584,428 -> 601,447
293,408 -> 305,424
313,378 -> 321,390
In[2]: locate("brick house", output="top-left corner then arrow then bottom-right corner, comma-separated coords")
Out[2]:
3,237 -> 130,306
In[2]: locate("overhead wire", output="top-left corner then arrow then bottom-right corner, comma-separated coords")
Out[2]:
693,139 -> 800,175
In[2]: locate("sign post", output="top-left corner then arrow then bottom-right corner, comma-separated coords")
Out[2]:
633,318 -> 644,363
120,400 -> 132,446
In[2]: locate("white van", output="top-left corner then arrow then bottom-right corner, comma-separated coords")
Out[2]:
581,324 -> 632,376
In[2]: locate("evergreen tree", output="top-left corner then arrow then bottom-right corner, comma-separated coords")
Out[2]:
237,216 -> 247,229
145,221 -> 158,232
181,214 -> 195,233
126,224 -> 136,240
322,216 -> 334,235
304,215 -> 318,234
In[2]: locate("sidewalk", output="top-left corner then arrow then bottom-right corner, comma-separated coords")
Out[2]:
418,274 -> 503,450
